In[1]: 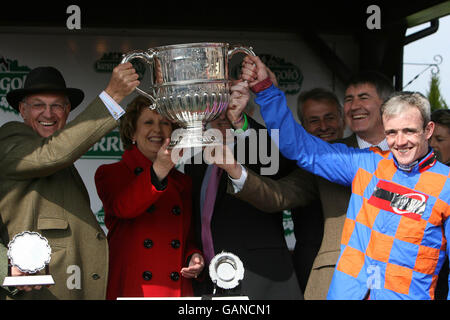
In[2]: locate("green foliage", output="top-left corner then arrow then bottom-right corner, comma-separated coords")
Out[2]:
426,73 -> 448,111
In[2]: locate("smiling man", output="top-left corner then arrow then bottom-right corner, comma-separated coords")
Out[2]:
0,64 -> 139,300
19,93 -> 71,138
298,88 -> 344,142
343,72 -> 393,149
241,55 -> 450,300
382,93 -> 435,169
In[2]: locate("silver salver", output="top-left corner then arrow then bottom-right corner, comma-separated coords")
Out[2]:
121,42 -> 255,148
209,251 -> 245,291
2,231 -> 55,287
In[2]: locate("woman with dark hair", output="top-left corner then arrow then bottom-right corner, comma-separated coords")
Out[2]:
95,95 -> 203,299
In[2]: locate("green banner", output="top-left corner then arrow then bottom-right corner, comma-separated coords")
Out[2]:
0,57 -> 31,114
82,130 -> 124,159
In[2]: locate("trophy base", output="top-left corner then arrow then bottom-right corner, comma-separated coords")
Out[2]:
2,275 -> 55,287
169,125 -> 223,149
169,135 -> 223,149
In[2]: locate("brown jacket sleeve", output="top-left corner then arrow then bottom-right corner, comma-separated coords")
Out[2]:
228,165 -> 319,213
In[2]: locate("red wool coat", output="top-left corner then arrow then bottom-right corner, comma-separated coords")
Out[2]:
95,145 -> 200,299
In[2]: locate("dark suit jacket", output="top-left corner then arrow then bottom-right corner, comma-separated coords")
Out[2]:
184,117 -> 303,300
232,134 -> 358,299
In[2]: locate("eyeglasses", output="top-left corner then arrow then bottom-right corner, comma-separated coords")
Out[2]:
22,101 -> 69,113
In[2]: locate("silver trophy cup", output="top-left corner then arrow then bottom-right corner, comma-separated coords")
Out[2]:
121,42 -> 255,148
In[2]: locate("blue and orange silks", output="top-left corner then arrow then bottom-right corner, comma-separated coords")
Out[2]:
255,84 -> 450,300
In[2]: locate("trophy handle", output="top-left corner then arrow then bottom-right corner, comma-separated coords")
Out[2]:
121,50 -> 158,110
228,45 -> 256,58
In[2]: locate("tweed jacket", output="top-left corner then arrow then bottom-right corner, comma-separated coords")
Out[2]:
231,133 -> 357,299
0,97 -> 116,299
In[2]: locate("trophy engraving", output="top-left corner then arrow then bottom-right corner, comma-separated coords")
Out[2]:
2,231 -> 55,287
121,42 -> 255,148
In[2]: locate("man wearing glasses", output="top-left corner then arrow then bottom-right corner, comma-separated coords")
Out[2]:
0,64 -> 138,299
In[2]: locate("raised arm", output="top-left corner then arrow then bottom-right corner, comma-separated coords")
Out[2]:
241,55 -> 363,186
0,63 -> 138,180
